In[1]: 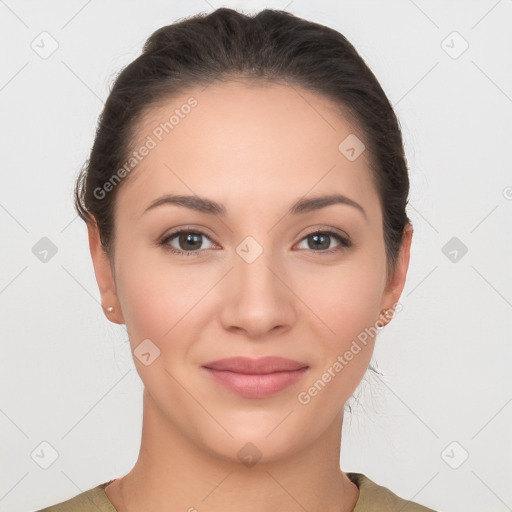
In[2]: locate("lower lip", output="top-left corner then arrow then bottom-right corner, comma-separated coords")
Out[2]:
203,367 -> 308,398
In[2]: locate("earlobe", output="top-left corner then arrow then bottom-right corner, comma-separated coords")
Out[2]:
87,221 -> 125,324
377,224 -> 413,328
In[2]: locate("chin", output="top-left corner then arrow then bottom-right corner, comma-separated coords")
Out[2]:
195,413 -> 314,464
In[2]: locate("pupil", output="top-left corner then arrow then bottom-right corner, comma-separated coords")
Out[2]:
181,233 -> 201,250
311,233 -> 329,250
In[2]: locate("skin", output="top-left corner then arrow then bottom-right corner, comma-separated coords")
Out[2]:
88,79 -> 413,512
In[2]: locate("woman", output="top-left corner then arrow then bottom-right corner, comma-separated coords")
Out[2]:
37,7 -> 436,511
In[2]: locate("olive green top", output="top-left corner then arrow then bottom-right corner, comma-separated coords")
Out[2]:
35,472 -> 436,511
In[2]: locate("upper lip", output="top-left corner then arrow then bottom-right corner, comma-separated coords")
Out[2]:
202,356 -> 308,374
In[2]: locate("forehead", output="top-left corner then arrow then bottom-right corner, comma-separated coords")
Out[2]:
117,79 -> 381,223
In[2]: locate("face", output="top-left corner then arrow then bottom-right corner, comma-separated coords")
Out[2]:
89,79 -> 411,463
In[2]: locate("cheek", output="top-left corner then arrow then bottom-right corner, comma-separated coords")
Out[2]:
294,267 -> 383,413
297,258 -> 385,343
292,253 -> 385,401
114,249 -> 214,352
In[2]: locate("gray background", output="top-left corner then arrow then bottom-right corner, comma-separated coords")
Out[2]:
1,1 -> 511,511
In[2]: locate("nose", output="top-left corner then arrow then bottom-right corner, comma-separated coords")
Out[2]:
218,247 -> 296,339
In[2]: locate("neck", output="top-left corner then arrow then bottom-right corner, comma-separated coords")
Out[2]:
106,389 -> 359,512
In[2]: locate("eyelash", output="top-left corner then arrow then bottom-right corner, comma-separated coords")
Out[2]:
159,228 -> 352,257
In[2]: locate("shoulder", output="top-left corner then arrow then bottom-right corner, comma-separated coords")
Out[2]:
348,472 -> 437,512
34,482 -> 117,512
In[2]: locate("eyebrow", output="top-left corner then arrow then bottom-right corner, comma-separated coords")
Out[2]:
143,193 -> 367,219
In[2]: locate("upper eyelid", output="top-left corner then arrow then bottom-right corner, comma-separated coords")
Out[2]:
162,228 -> 216,244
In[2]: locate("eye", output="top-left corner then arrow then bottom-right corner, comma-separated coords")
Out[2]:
296,230 -> 352,254
160,229 -> 216,256
159,228 -> 351,257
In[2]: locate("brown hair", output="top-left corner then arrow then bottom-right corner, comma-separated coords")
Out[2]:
74,7 -> 411,280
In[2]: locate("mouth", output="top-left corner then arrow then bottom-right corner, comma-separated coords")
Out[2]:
201,356 -> 309,398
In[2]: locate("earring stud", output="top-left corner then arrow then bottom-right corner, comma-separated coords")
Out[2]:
377,308 -> 394,327
106,306 -> 114,313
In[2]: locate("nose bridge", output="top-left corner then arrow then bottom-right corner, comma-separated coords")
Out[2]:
219,231 -> 295,336
233,233 -> 281,300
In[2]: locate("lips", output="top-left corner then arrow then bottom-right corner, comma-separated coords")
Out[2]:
202,356 -> 308,374
202,356 -> 309,398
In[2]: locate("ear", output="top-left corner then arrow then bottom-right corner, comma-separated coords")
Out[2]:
87,221 -> 125,324
377,224 -> 413,327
